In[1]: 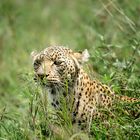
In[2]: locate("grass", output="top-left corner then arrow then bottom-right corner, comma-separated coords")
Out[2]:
0,0 -> 140,139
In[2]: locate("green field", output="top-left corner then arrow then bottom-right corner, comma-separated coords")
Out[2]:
0,0 -> 140,139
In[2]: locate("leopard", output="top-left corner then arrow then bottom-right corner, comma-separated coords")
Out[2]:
31,46 -> 140,129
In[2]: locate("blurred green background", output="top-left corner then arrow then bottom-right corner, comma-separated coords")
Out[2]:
0,0 -> 140,139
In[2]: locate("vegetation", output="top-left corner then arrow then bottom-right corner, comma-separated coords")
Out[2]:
0,0 -> 140,139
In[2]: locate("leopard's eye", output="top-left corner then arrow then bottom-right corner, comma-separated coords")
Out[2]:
34,60 -> 41,70
34,59 -> 41,65
54,60 -> 63,65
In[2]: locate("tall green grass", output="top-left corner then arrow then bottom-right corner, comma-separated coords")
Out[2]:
0,0 -> 140,139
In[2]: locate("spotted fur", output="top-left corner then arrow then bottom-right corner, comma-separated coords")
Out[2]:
31,46 -> 140,128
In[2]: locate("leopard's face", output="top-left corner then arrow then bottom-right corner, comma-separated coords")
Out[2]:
31,46 -> 89,87
32,51 -> 77,86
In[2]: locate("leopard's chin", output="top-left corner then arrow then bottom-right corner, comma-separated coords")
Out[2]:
41,79 -> 61,87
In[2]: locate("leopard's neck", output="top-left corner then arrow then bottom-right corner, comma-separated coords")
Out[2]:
44,69 -> 90,110
74,69 -> 91,95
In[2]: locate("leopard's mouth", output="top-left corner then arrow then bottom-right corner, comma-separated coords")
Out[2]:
34,75 -> 61,85
46,79 -> 60,84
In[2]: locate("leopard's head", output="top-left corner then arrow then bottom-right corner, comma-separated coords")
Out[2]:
31,46 -> 90,87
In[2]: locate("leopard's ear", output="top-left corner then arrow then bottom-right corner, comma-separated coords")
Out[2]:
73,49 -> 90,63
31,50 -> 38,61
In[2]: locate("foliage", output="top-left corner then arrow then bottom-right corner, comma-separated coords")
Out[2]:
0,0 -> 140,139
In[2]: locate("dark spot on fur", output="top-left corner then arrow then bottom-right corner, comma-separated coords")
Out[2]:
73,112 -> 77,117
77,80 -> 79,85
56,100 -> 59,105
76,100 -> 80,110
100,94 -> 103,97
107,90 -> 111,94
51,88 -> 56,95
78,120 -> 81,125
51,102 -> 56,107
81,113 -> 85,117
105,86 -> 108,89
